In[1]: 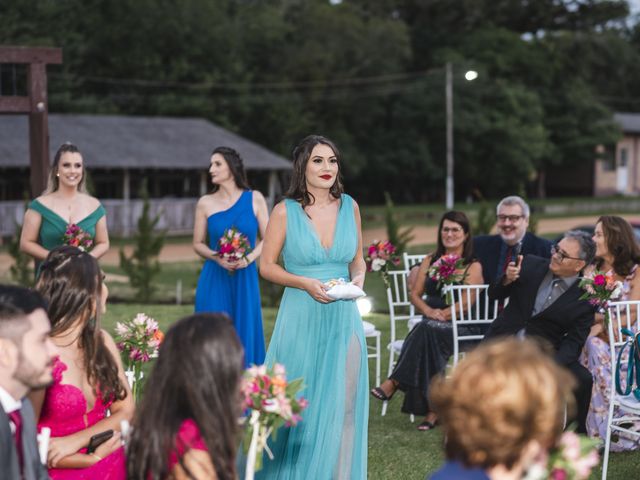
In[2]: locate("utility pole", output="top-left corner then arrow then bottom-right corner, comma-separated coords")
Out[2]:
445,62 -> 454,210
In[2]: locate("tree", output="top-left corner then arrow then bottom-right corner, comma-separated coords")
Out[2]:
119,181 -> 165,303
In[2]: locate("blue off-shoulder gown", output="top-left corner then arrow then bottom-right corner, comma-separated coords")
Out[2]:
257,194 -> 369,480
194,190 -> 265,367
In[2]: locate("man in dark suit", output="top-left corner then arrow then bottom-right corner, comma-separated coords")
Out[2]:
485,230 -> 596,433
0,285 -> 56,480
473,195 -> 552,284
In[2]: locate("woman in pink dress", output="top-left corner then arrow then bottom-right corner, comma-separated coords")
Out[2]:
581,215 -> 640,451
30,246 -> 134,479
126,313 -> 244,480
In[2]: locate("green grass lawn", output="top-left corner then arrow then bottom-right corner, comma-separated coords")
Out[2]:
102,303 -> 640,479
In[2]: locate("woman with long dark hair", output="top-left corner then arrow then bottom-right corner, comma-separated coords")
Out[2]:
20,143 -> 110,263
126,313 -> 244,480
371,211 -> 483,430
193,146 -> 269,367
257,135 -> 368,478
30,246 -> 132,479
581,215 -> 640,451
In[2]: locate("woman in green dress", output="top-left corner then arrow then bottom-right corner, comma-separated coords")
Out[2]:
20,143 -> 110,262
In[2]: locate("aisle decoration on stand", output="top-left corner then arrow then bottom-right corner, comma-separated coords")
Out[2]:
216,226 -> 252,275
62,224 -> 94,251
242,364 -> 308,480
428,254 -> 467,304
364,240 -> 400,288
115,313 -> 164,401
579,270 -> 623,326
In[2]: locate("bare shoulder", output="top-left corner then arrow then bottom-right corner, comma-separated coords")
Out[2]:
81,194 -> 101,209
252,189 -> 267,203
271,201 -> 287,219
35,193 -> 54,207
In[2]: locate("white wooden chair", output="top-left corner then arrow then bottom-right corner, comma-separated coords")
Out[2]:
402,252 -> 427,326
382,269 -> 421,415
363,320 -> 382,386
601,300 -> 640,479
402,252 -> 426,270
446,284 -> 503,367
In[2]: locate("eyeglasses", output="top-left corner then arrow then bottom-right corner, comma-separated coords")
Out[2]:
497,214 -> 524,223
551,244 -> 583,263
441,227 -> 463,234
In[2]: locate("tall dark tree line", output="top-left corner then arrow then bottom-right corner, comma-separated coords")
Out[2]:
1,0 -> 638,202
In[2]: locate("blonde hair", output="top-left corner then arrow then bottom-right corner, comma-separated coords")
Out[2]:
43,143 -> 87,195
430,338 -> 574,470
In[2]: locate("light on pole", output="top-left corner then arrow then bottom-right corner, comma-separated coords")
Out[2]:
445,63 -> 478,209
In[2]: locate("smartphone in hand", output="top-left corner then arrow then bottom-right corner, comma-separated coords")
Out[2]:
511,242 -> 522,267
87,430 -> 114,454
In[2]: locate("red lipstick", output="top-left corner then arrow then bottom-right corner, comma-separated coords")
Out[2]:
320,175 -> 332,180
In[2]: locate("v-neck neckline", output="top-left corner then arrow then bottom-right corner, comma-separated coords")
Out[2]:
34,199 -> 100,226
300,197 -> 342,252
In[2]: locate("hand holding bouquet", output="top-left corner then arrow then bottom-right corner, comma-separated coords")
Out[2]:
579,270 -> 624,326
215,227 -> 252,275
62,223 -> 94,252
427,254 -> 467,304
242,364 -> 308,479
365,240 -> 400,288
115,313 -> 164,401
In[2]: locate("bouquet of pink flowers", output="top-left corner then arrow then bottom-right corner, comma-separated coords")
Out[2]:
115,313 -> 164,401
62,223 -> 94,252
427,254 -> 467,304
242,364 -> 308,478
579,269 -> 624,325
526,431 -> 599,480
364,240 -> 401,288
216,227 -> 252,275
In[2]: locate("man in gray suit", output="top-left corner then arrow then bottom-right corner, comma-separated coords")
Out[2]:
0,285 -> 57,480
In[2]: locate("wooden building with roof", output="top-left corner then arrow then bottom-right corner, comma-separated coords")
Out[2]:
0,113 -> 292,236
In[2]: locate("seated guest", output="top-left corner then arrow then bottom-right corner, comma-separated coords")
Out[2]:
581,215 -> 640,450
371,211 -> 483,430
126,313 -> 244,480
429,338 -> 574,480
31,246 -> 133,479
485,230 -> 596,433
473,195 -> 551,284
0,285 -> 56,480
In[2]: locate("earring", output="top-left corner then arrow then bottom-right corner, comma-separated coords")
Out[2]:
56,173 -> 59,177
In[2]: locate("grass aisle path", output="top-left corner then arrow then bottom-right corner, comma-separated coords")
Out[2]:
103,304 -> 640,479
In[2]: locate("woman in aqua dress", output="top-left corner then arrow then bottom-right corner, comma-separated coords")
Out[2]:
258,135 -> 368,479
193,146 -> 269,367
20,143 -> 110,264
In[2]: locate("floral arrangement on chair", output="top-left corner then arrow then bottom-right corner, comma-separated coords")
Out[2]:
115,313 -> 164,401
578,270 -> 623,325
242,363 -> 308,479
526,431 -> 599,480
364,240 -> 400,288
62,224 -> 94,252
216,226 -> 252,275
427,254 -> 467,304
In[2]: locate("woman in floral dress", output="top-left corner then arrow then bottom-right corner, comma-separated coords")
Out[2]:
581,215 -> 640,450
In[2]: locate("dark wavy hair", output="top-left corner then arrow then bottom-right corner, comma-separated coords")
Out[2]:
285,135 -> 344,208
431,211 -> 474,265
210,146 -> 250,193
126,313 -> 244,480
44,143 -> 87,194
596,215 -> 640,277
35,246 -> 126,403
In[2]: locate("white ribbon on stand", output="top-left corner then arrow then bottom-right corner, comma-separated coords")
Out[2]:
244,410 -> 274,480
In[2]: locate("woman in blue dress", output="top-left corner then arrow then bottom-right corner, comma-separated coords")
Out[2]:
20,143 -> 110,263
193,146 -> 269,367
258,135 -> 368,479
